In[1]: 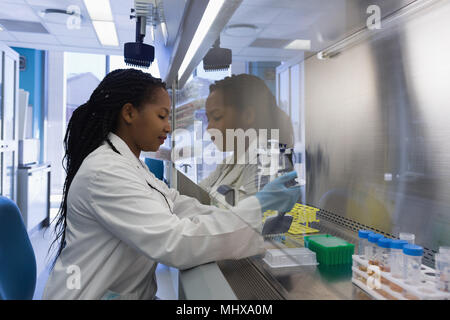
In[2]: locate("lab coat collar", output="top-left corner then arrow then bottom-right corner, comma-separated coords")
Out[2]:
105,133 -> 170,194
106,132 -> 145,169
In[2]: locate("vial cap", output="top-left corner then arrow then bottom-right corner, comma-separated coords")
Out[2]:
377,237 -> 392,248
403,244 -> 423,257
358,230 -> 372,239
391,239 -> 408,249
368,233 -> 384,243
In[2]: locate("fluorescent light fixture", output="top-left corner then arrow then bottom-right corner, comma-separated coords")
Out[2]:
92,21 -> 119,46
83,0 -> 113,21
285,39 -> 311,50
161,21 -> 169,46
84,0 -> 118,46
178,0 -> 226,80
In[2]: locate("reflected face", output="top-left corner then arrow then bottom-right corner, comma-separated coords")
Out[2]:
133,87 -> 172,152
205,90 -> 239,151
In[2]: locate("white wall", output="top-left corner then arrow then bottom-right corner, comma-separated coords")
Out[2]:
46,51 -> 66,194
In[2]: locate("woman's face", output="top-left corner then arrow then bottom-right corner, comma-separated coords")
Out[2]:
205,90 -> 240,151
132,87 -> 172,152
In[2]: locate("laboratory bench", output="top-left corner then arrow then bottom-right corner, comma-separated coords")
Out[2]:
178,214 -> 372,300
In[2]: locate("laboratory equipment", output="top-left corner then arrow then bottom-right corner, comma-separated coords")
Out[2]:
124,0 -> 159,67
402,244 -> 423,286
435,253 -> 450,292
352,253 -> 450,300
263,248 -> 318,268
377,238 -> 392,273
203,37 -> 232,72
367,233 -> 384,266
357,230 -> 372,257
399,232 -> 415,244
389,239 -> 408,280
304,234 -> 354,265
286,203 -> 320,235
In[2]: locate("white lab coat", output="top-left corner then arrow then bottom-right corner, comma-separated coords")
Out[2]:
199,139 -> 260,208
43,133 -> 264,300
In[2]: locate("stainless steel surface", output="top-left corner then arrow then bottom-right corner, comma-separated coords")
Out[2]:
304,0 -> 450,254
179,262 -> 237,300
217,219 -> 371,300
300,0 -> 418,55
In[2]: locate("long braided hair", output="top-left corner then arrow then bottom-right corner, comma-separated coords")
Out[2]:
49,69 -> 166,265
209,74 -> 294,147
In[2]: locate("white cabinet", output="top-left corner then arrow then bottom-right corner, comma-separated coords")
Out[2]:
0,43 -> 19,201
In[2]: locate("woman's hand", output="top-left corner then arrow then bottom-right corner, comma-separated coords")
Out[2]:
255,171 -> 301,213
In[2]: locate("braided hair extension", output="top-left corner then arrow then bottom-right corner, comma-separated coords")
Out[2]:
49,69 -> 166,266
209,74 -> 294,147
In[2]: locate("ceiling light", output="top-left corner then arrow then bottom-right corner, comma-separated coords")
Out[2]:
284,39 -> 311,50
84,0 -> 118,46
83,0 -> 113,21
0,25 -> 3,31
178,0 -> 226,80
92,21 -> 119,46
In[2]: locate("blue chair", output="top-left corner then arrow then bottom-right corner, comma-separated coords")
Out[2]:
145,158 -> 164,181
0,196 -> 37,300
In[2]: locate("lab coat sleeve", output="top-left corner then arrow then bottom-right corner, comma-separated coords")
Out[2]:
167,186 -> 260,223
86,161 -> 264,270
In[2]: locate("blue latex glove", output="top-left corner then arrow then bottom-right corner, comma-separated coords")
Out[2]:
255,171 -> 302,213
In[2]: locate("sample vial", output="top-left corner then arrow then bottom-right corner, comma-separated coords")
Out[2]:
435,253 -> 450,292
389,239 -> 409,279
399,232 -> 415,244
358,230 -> 372,258
367,233 -> 384,265
403,244 -> 423,286
377,238 -> 392,273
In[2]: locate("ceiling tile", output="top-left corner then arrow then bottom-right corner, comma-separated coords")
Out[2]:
113,14 -> 135,29
56,35 -> 100,47
10,31 -> 60,44
0,0 -> 27,4
0,2 -> 40,22
258,24 -> 311,40
25,0 -> 86,10
272,8 -> 321,27
110,0 -> 134,16
44,21 -> 97,38
229,5 -> 284,25
220,34 -> 256,48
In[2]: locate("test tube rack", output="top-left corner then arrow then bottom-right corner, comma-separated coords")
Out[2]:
263,204 -> 320,235
351,255 -> 450,300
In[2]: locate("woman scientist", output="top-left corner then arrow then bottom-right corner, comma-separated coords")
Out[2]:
199,74 -> 294,207
43,69 -> 300,300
